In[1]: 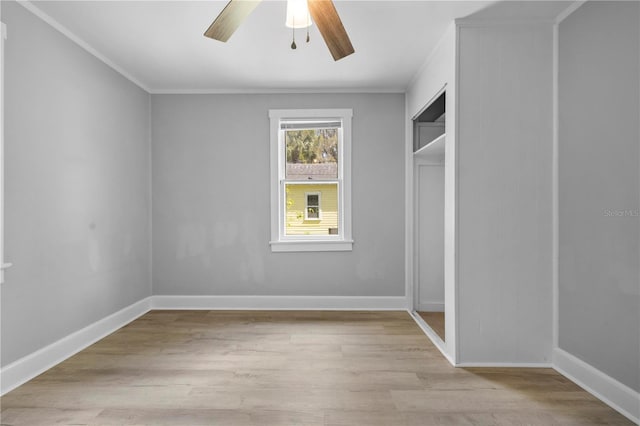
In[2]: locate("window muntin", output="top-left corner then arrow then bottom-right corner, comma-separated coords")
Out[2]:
269,109 -> 353,252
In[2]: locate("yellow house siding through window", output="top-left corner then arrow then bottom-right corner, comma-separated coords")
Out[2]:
285,183 -> 338,235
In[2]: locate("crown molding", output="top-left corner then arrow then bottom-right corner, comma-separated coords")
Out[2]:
149,87 -> 406,95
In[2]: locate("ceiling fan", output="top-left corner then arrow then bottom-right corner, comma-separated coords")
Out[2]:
203,0 -> 355,61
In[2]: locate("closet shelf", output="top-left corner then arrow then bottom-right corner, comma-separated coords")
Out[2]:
413,133 -> 445,159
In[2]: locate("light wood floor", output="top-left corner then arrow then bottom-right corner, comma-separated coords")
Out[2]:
0,311 -> 633,425
417,311 -> 445,342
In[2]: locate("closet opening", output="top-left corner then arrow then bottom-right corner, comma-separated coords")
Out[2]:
413,90 -> 446,342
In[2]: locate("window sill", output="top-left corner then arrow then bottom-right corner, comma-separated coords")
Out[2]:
270,240 -> 354,252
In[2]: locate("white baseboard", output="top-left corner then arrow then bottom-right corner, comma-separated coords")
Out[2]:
151,295 -> 407,310
553,347 -> 639,424
416,302 -> 445,312
456,362 -> 553,368
0,297 -> 152,396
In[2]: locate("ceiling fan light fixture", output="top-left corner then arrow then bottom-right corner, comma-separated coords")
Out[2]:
286,0 -> 312,29
204,0 -> 354,61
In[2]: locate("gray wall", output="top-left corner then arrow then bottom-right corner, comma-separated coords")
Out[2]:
2,1 -> 151,366
558,1 -> 640,391
152,93 -> 405,296
457,23 -> 554,363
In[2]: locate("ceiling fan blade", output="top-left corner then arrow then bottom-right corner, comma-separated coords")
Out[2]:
204,0 -> 262,42
307,0 -> 354,61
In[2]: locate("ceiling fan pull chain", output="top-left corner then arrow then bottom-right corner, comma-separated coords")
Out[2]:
306,13 -> 310,43
291,14 -> 297,49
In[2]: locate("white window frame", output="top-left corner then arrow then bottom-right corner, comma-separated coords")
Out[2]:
304,192 -> 321,221
269,108 -> 353,252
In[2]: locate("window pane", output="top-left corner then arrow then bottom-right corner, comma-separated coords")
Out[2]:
285,129 -> 338,180
307,207 -> 319,219
307,194 -> 319,206
285,183 -> 339,236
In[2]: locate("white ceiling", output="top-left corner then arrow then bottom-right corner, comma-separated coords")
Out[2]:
29,0 -> 494,93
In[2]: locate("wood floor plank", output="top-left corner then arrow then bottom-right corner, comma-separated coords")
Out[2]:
0,310 -> 633,425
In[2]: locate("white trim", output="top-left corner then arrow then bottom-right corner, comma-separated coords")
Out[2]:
413,132 -> 446,160
147,95 -> 153,296
151,88 -> 405,95
0,297 -> 152,396
404,99 -> 414,312
409,310 -> 453,365
452,22 -> 461,365
553,348 -> 640,424
269,109 -> 353,252
269,239 -> 353,252
282,180 -> 339,186
457,362 -> 553,368
151,295 -> 406,311
555,1 -> 587,24
270,110 -> 280,247
268,109 -> 353,120
552,19 -> 560,350
411,85 -> 447,122
15,0 -> 150,93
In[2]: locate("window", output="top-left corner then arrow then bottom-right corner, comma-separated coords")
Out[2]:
305,193 -> 321,220
269,109 -> 353,252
